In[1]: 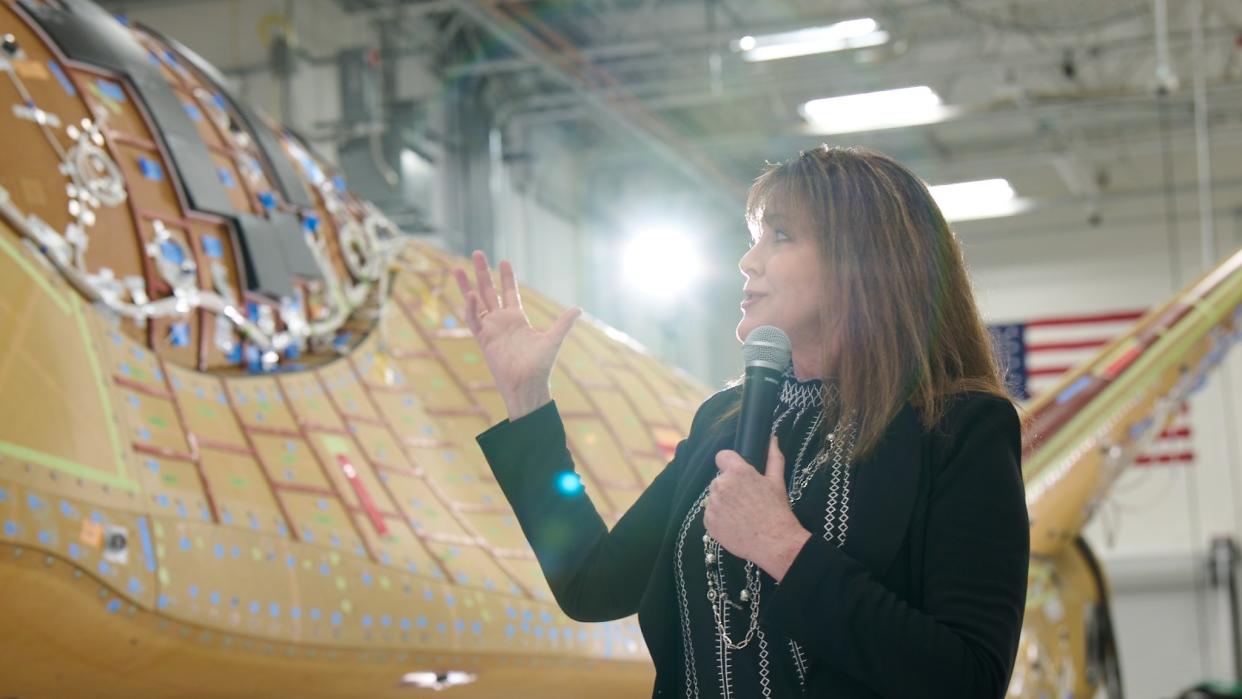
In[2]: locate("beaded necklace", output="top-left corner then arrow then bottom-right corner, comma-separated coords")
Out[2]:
703,404 -> 853,649
674,375 -> 859,698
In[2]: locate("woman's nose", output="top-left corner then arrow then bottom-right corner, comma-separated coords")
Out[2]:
739,245 -> 761,278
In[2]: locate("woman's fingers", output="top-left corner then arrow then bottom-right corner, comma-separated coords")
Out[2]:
462,251 -> 520,311
458,252 -> 569,353
462,290 -> 483,335
472,251 -> 500,312
499,260 -> 521,309
452,266 -> 473,300
454,267 -> 487,335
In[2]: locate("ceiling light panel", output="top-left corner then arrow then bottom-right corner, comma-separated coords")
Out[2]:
732,18 -> 889,62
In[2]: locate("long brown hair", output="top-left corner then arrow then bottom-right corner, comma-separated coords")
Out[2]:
721,145 -> 1024,463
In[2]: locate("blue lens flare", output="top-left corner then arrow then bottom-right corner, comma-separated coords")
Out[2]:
556,472 -> 583,495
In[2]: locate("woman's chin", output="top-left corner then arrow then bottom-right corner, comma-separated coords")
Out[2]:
736,317 -> 758,343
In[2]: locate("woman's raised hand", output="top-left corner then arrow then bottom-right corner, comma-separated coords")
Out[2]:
453,250 -> 581,420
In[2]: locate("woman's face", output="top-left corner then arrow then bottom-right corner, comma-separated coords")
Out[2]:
735,208 -> 827,352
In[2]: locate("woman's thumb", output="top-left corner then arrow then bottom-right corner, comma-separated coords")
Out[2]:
765,435 -> 785,485
549,307 -> 582,345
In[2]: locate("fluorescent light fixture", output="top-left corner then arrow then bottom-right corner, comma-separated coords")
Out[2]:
929,178 -> 1032,222
732,18 -> 889,62
800,86 -> 958,134
622,227 -> 702,299
400,670 -> 478,690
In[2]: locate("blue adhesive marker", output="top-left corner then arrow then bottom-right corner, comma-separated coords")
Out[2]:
95,79 -> 125,103
138,157 -> 164,181
169,322 -> 190,347
201,235 -> 223,259
159,239 -> 185,265
47,61 -> 75,96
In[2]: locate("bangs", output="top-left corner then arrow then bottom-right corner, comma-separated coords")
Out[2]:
745,158 -> 823,237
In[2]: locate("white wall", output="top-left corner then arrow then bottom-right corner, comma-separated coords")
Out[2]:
492,167 -> 582,311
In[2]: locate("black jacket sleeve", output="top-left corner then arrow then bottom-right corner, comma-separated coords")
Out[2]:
476,395 -> 721,623
760,395 -> 1029,699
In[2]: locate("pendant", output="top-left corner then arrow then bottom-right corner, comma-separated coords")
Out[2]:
739,589 -> 750,602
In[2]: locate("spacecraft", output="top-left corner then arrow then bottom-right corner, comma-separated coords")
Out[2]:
0,0 -> 1240,697
0,1 -> 701,695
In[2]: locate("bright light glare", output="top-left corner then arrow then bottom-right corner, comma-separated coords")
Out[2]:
800,86 -> 957,134
929,178 -> 1032,222
731,18 -> 888,62
400,671 -> 478,690
623,228 -> 702,298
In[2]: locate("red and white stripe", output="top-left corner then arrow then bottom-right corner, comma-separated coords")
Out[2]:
1024,310 -> 1194,467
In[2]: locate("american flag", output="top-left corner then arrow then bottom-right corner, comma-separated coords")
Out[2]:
988,309 -> 1194,468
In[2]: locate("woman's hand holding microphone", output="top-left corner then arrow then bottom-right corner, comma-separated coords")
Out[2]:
452,251 -> 582,421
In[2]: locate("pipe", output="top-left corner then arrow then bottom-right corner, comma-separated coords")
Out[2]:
1153,0 -> 1178,94
1192,0 -> 1216,272
499,26 -> 1238,118
441,0 -> 1086,78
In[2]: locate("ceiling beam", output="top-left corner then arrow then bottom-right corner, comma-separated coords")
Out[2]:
510,82 -> 1242,166
571,109 -> 1242,187
440,0 -> 1156,78
498,25 -> 1237,117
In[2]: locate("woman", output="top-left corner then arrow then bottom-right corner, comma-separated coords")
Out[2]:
453,145 -> 1029,698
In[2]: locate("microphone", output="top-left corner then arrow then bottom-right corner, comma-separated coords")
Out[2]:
735,326 -> 792,471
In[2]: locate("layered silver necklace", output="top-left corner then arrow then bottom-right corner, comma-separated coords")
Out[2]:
674,377 -> 858,699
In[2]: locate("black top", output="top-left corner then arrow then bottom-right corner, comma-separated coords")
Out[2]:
677,371 -> 848,698
476,383 -> 1029,698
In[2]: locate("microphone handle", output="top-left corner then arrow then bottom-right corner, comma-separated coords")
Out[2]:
735,365 -> 784,471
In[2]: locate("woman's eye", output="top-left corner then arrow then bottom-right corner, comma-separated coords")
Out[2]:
773,228 -> 790,242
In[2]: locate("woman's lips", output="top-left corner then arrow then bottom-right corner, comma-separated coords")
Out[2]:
741,294 -> 765,309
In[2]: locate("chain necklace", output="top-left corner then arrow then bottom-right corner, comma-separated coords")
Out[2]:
697,383 -> 854,651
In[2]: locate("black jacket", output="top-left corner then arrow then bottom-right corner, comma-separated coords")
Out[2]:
476,387 -> 1029,698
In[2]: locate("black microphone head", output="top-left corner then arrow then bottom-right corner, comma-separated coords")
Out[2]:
742,325 -> 791,372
